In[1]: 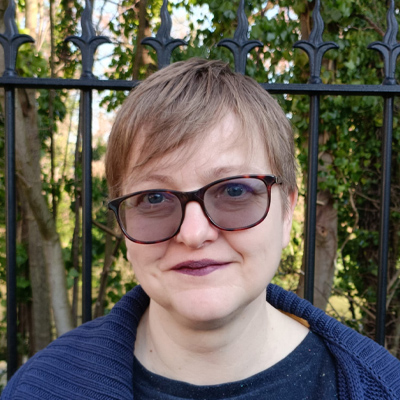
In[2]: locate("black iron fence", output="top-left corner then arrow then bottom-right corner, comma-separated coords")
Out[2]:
1,0 -> 399,381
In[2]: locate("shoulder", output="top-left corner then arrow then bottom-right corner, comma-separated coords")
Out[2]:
1,285 -> 149,400
267,284 -> 400,400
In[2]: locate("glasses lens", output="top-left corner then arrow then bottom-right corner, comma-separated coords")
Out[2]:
119,191 -> 182,243
204,178 -> 269,230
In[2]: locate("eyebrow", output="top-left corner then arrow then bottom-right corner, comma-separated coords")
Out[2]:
203,166 -> 253,181
123,174 -> 173,192
129,164 -> 259,188
136,174 -> 175,185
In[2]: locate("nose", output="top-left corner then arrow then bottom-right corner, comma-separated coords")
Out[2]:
174,201 -> 219,248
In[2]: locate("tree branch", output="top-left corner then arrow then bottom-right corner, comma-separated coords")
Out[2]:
93,219 -> 123,239
358,14 -> 385,37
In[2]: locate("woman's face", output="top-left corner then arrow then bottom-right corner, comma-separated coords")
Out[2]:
124,113 -> 296,326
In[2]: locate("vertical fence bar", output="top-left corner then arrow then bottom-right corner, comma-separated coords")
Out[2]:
303,95 -> 320,303
366,0 -> 399,345
375,95 -> 393,345
64,0 -> 110,323
293,0 -> 338,304
82,89 -> 92,323
5,87 -> 17,379
0,0 -> 34,379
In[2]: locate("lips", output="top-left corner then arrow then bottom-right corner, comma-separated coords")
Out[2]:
171,259 -> 229,276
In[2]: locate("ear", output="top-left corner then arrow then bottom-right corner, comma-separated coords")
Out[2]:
282,189 -> 298,249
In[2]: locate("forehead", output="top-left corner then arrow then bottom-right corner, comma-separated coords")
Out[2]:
124,113 -> 270,190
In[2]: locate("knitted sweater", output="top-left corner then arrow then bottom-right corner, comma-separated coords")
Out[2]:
2,284 -> 400,400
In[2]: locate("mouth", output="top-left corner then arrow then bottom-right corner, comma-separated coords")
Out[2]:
171,259 -> 229,276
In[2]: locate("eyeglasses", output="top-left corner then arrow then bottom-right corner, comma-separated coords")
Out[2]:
108,175 -> 282,244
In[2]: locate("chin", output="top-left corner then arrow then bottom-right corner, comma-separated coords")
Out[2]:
169,287 -> 253,326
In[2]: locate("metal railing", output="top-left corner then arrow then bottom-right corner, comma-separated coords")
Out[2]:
1,0 -> 399,380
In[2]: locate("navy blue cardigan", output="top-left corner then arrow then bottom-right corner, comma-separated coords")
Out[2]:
2,284 -> 400,399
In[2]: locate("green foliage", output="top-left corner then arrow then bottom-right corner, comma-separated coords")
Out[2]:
16,45 -> 48,78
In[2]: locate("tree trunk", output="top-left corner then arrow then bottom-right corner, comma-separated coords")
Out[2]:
26,212 -> 53,351
94,214 -> 122,318
25,0 -> 38,34
13,88 -> 74,336
297,188 -> 338,310
19,189 -> 53,352
312,190 -> 338,309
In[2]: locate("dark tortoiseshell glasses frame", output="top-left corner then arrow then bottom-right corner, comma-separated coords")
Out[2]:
108,174 -> 282,244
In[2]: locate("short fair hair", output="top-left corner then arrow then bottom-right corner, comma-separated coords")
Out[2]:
106,58 -> 297,211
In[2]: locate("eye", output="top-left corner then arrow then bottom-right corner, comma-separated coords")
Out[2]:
129,192 -> 178,216
126,192 -> 170,208
136,192 -> 176,207
207,178 -> 266,202
146,193 -> 165,204
225,184 -> 251,197
215,182 -> 254,199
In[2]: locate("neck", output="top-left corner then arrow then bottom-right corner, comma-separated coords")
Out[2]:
134,292 -> 308,385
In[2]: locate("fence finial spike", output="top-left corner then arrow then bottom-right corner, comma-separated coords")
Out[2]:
81,0 -> 96,41
293,0 -> 338,84
217,0 -> 263,74
0,0 -> 34,77
142,0 -> 187,69
309,0 -> 323,45
65,0 -> 111,79
234,0 -> 250,42
157,0 -> 173,41
383,0 -> 398,46
368,0 -> 400,85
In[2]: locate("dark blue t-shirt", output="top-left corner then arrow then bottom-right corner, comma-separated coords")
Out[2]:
132,331 -> 338,399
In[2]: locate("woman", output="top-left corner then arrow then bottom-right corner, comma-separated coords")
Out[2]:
2,58 -> 400,399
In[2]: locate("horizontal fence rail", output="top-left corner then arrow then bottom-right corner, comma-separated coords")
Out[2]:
1,0 -> 399,380
2,77 -> 400,94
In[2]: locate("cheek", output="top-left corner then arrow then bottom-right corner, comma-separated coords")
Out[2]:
228,222 -> 282,267
241,216 -> 284,269
125,241 -> 167,276
226,232 -> 280,294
